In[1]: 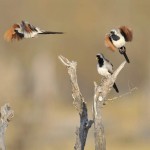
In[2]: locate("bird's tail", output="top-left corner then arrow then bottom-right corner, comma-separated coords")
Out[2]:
113,83 -> 119,93
122,52 -> 130,63
39,31 -> 64,34
119,47 -> 130,63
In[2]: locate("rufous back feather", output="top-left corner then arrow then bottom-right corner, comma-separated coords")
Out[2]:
4,28 -> 14,42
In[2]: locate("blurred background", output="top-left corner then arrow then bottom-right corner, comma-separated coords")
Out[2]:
0,0 -> 150,150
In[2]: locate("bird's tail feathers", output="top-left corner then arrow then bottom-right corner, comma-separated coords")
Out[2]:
122,52 -> 130,63
113,83 -> 119,93
39,31 -> 64,34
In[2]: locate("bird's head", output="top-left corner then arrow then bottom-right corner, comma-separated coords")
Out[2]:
96,53 -> 105,67
110,29 -> 117,35
96,53 -> 104,60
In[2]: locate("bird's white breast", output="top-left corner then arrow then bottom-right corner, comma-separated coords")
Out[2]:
97,65 -> 111,76
112,34 -> 126,48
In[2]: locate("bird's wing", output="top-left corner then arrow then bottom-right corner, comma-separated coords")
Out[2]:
104,60 -> 113,74
21,21 -> 32,33
108,65 -> 113,74
20,21 -> 41,38
104,34 -> 117,52
119,26 -> 133,42
21,21 -> 42,33
105,57 -> 113,67
4,24 -> 24,41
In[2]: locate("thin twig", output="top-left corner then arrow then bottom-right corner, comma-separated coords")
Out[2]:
107,87 -> 138,102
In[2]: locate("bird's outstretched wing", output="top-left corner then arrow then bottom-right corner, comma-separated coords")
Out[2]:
104,34 -> 117,52
4,24 -> 23,41
4,21 -> 63,42
119,26 -> 133,42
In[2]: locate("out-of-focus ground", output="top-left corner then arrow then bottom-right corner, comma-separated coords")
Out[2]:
0,0 -> 150,150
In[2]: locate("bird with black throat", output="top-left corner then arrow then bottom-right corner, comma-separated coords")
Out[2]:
105,26 -> 133,63
96,53 -> 119,93
4,20 -> 64,42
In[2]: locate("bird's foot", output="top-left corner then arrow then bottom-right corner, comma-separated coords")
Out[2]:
119,47 -> 126,54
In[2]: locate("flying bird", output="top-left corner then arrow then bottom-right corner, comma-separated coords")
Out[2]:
96,53 -> 119,93
4,21 -> 64,41
105,26 -> 133,63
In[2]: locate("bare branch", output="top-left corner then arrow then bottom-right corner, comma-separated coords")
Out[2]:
59,55 -> 93,150
0,103 -> 14,150
93,61 -> 126,150
112,61 -> 126,80
59,55 -> 84,113
107,87 -> 138,102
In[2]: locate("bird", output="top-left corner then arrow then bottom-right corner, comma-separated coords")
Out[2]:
4,20 -> 64,42
96,53 -> 119,93
105,26 -> 133,63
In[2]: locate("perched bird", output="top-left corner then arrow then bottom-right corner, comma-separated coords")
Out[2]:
105,26 -> 133,63
96,53 -> 119,93
4,21 -> 64,41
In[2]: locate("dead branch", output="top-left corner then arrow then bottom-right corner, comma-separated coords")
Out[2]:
0,103 -> 14,150
59,55 -> 84,113
59,55 -> 93,150
93,61 -> 126,150
108,87 -> 138,102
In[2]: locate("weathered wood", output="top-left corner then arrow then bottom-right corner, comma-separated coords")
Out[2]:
0,103 -> 14,150
59,55 -> 93,150
93,61 -> 126,150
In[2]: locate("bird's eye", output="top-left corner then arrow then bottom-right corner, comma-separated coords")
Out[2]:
110,31 -> 115,34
